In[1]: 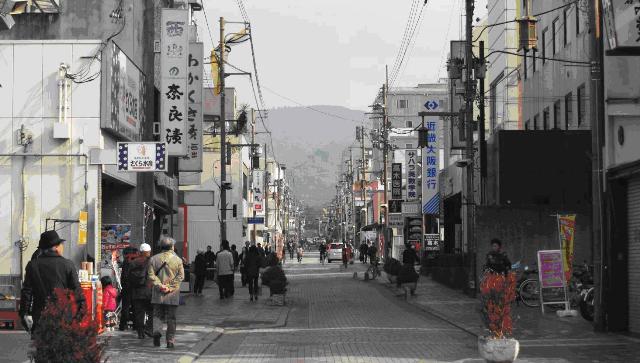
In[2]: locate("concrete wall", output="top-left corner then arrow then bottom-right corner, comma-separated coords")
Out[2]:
0,41 -> 102,275
520,2 -> 591,131
475,206 -> 592,282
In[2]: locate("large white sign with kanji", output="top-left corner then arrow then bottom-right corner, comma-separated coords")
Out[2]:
179,41 -> 204,172
160,9 -> 189,156
422,117 -> 439,215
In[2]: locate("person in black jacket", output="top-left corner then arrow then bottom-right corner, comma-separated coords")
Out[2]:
19,231 -> 86,335
204,245 -> 216,280
231,244 -> 240,272
193,250 -> 207,296
129,243 -> 153,338
244,244 -> 264,301
484,238 -> 512,274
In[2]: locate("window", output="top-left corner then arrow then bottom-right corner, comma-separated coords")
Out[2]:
565,92 -> 573,130
525,120 -> 531,130
553,101 -> 561,129
552,19 -> 558,55
563,9 -> 568,46
405,143 -> 413,149
541,28 -> 547,64
243,173 -> 248,200
406,121 -> 413,128
543,107 -> 550,130
577,84 -> 585,126
397,99 -> 408,108
576,4 -> 580,35
534,114 -> 540,130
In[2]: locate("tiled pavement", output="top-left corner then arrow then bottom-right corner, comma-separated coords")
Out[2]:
373,267 -> 640,363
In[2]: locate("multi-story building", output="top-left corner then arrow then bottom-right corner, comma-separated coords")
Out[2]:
0,1 -> 183,289
520,1 -> 591,131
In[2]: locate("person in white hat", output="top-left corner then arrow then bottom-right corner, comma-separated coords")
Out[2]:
129,242 -> 153,339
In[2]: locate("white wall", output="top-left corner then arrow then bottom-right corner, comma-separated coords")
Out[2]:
0,41 -> 102,275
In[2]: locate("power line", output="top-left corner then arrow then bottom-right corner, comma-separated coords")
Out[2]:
389,0 -> 420,85
390,0 -> 429,87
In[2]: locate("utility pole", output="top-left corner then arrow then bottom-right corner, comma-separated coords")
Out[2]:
219,16 -> 228,243
251,109 -> 257,243
464,0 -> 477,296
383,65 -> 389,256
360,126 -> 367,228
350,149 -> 356,243
264,143 -> 269,244
588,0 -> 605,332
478,40 -> 486,205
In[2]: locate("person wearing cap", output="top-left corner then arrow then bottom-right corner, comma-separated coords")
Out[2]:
129,242 -> 153,339
19,230 -> 86,335
147,236 -> 184,348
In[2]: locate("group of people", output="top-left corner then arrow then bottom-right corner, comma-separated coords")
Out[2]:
21,232 -> 186,349
358,240 -> 379,265
192,240 -> 287,302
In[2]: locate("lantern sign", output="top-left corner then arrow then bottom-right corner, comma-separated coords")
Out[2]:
160,8 -> 189,155
603,0 -> 640,55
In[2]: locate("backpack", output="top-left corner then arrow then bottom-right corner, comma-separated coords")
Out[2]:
129,262 -> 147,287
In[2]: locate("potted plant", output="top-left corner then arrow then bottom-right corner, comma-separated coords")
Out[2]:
478,271 -> 519,363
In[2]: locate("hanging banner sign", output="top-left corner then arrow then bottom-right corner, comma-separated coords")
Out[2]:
422,118 -> 440,215
160,8 -> 189,156
253,170 -> 265,215
78,211 -> 88,245
406,149 -> 418,201
117,142 -> 167,172
391,163 -> 402,199
558,214 -> 577,283
179,41 -> 204,172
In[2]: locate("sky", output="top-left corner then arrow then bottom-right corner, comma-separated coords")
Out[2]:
194,0 -> 488,111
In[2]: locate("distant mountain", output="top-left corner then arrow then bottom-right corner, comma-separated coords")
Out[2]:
257,105 -> 365,207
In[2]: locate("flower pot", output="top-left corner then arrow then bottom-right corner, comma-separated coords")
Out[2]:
477,336 -> 519,363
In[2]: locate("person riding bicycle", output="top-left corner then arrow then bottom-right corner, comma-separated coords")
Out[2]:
484,238 -> 511,274
368,243 -> 379,267
296,245 -> 304,263
318,242 -> 327,263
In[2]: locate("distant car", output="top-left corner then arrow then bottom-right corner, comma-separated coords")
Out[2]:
326,242 -> 344,263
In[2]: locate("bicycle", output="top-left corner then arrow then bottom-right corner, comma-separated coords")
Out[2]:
365,258 -> 381,281
512,262 -> 541,307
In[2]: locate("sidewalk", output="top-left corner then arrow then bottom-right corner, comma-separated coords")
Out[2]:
373,272 -> 640,362
104,277 -> 290,363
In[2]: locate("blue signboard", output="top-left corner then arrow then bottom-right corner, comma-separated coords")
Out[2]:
248,217 -> 265,224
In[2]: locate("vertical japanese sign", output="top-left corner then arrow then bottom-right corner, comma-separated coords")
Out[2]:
422,118 -> 439,214
391,163 -> 402,199
558,214 -> 577,282
179,41 -> 204,171
405,149 -> 418,201
253,170 -> 265,215
160,9 -> 189,156
78,211 -> 88,245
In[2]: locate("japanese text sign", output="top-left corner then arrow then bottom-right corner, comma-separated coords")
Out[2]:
117,142 -> 167,172
179,41 -> 204,172
603,0 -> 640,53
405,149 -> 418,201
558,214 -> 577,283
422,118 -> 439,215
392,163 -> 402,199
253,170 -> 265,215
537,250 -> 565,288
160,8 -> 189,156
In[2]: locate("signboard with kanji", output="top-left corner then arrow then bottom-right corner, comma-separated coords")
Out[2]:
392,163 -> 402,199
179,41 -> 204,172
253,170 -> 265,215
160,8 -> 189,156
405,149 -> 418,201
603,0 -> 640,55
422,116 -> 439,215
117,142 -> 167,172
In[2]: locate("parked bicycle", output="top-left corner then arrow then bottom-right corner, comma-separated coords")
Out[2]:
512,261 -> 541,308
365,258 -> 381,281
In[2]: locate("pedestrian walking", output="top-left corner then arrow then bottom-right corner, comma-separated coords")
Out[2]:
147,236 -> 184,349
368,242 -> 378,266
19,230 -> 86,335
231,244 -> 240,272
239,241 -> 250,287
398,244 -> 420,295
359,242 -> 368,264
216,240 -> 235,299
244,244 -> 264,301
129,243 -> 153,338
118,248 -> 136,331
287,241 -> 294,260
257,242 -> 266,258
193,250 -> 207,296
100,276 -> 118,329
318,241 -> 327,263
204,245 -> 216,280
342,245 -> 349,269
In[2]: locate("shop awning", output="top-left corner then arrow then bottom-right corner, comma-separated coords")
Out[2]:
360,223 -> 382,232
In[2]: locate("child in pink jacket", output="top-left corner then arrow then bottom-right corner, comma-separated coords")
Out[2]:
101,276 -> 118,329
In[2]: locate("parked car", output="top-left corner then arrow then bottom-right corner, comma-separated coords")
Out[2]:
326,242 -> 344,263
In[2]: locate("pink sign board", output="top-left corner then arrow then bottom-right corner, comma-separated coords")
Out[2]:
537,250 -> 564,288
